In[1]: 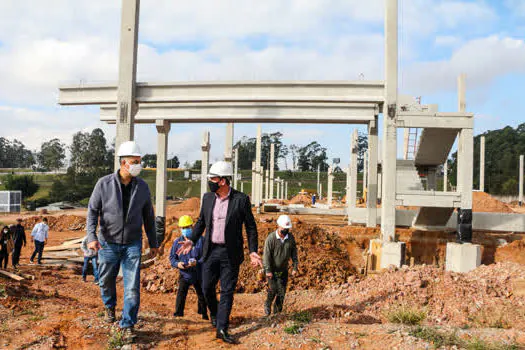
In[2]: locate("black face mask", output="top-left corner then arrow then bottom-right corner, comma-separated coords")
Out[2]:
208,180 -> 220,193
281,229 -> 290,236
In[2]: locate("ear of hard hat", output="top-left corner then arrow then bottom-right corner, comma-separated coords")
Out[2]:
277,215 -> 293,229
207,161 -> 233,178
117,141 -> 142,157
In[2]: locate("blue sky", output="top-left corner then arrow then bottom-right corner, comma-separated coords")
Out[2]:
0,0 -> 524,168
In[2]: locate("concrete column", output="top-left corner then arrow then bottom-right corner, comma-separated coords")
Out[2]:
317,164 -> 321,195
444,160 -> 448,192
327,166 -> 334,207
519,155 -> 524,206
241,181 -> 244,193
114,0 -> 140,170
276,179 -> 280,199
456,74 -> 466,193
285,182 -> 288,200
363,151 -> 368,191
255,125 -> 262,207
281,181 -> 285,200
269,143 -> 275,200
480,136 -> 485,192
348,130 -> 358,216
200,131 -> 210,201
458,128 -> 474,210
378,172 -> 382,199
345,165 -> 350,206
259,167 -> 264,205
224,123 -> 234,162
427,169 -> 437,190
320,183 -> 323,199
265,169 -> 269,200
155,120 -> 170,216
233,148 -> 239,189
251,161 -> 256,202
380,0 -> 398,241
367,118 -> 378,227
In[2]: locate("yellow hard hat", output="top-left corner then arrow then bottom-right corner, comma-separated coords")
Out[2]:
178,215 -> 193,228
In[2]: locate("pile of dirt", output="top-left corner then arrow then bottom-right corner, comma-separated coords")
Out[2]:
166,197 -> 200,219
495,239 -> 525,265
143,222 -> 357,294
289,194 -> 312,206
473,192 -> 514,213
23,215 -> 86,231
326,262 -> 525,328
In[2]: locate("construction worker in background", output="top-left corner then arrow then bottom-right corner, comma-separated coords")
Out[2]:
263,215 -> 299,316
0,225 -> 13,269
312,194 -> 317,205
81,236 -> 99,284
86,141 -> 161,344
12,218 -> 26,269
169,215 -> 208,320
177,161 -> 262,345
30,217 -> 48,265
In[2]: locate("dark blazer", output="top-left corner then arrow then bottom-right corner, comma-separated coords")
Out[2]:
192,188 -> 258,266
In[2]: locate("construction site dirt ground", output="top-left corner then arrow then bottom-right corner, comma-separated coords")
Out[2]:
0,196 -> 524,349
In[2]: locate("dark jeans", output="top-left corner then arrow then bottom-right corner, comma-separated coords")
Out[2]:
0,247 -> 9,269
202,245 -> 240,331
265,271 -> 289,314
12,244 -> 23,267
82,256 -> 100,281
175,276 -> 207,316
30,240 -> 45,263
98,240 -> 141,329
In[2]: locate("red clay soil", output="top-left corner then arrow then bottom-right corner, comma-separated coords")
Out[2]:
495,239 -> 525,265
23,215 -> 87,232
472,192 -> 514,213
289,193 -> 312,205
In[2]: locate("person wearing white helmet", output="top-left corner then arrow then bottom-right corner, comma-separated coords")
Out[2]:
86,140 -> 159,343
263,214 -> 299,316
177,160 -> 262,344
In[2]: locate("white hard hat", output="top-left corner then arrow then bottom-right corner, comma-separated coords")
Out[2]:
207,161 -> 233,178
117,141 -> 142,157
277,215 -> 293,229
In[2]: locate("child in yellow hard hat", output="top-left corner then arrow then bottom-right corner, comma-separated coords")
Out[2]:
169,215 -> 208,319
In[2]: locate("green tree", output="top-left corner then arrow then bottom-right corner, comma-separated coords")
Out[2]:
192,160 -> 202,170
297,141 -> 329,172
0,138 -> 35,169
169,155 -> 180,169
38,138 -> 65,171
4,174 -> 39,198
142,154 -> 157,168
234,132 -> 287,170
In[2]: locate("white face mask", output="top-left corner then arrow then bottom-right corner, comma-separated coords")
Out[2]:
127,162 -> 142,177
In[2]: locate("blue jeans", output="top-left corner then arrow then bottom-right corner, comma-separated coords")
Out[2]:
98,240 -> 142,328
82,256 -> 99,281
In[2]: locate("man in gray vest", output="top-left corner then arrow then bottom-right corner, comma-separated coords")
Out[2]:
86,141 -> 160,342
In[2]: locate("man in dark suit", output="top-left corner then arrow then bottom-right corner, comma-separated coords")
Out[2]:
178,161 -> 262,344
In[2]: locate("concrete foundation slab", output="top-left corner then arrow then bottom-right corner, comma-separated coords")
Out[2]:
380,242 -> 406,269
445,242 -> 481,273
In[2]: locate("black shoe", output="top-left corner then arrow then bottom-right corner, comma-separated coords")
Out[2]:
216,329 -> 237,344
173,312 -> 184,317
82,277 -> 87,282
104,307 -> 116,323
264,304 -> 271,316
210,316 -> 217,328
202,313 -> 209,320
121,327 -> 136,344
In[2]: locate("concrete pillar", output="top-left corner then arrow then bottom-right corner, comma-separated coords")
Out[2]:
255,125 -> 262,207
114,0 -> 140,170
345,165 -> 350,206
241,181 -> 244,193
320,183 -> 323,200
276,179 -> 280,199
456,74 -> 466,193
285,182 -> 288,200
155,120 -> 170,215
317,164 -> 321,195
327,166 -> 334,207
367,118 -> 378,227
251,161 -> 256,202
265,169 -> 269,201
480,136 -> 485,192
444,160 -> 448,192
269,143 -> 275,200
380,0 -> 398,242
458,128 -> 474,210
259,167 -> 264,205
363,151 -> 368,191
224,123 -> 234,162
200,131 -> 210,201
233,148 -> 239,189
348,130 -> 358,218
281,181 -> 285,200
519,155 -> 524,206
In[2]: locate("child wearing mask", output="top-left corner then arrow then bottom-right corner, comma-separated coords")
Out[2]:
169,215 -> 208,319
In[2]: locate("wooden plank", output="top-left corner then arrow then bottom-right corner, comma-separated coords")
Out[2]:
44,243 -> 81,252
18,273 -> 35,280
140,257 -> 157,269
0,269 -> 24,281
62,237 -> 84,246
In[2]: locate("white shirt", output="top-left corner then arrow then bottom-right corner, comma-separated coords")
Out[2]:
275,230 -> 289,243
31,222 -> 49,242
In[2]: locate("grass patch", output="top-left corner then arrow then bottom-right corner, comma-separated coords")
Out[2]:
20,309 -> 35,316
471,308 -> 512,330
292,311 -> 312,324
284,324 -> 302,335
106,328 -> 125,350
28,314 -> 46,322
386,305 -> 427,325
97,311 -> 105,318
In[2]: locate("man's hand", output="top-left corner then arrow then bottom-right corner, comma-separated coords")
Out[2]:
157,245 -> 164,256
250,252 -> 263,267
176,237 -> 193,255
266,272 -> 273,279
87,240 -> 102,252
150,248 -> 159,258
292,269 -> 298,276
177,262 -> 186,269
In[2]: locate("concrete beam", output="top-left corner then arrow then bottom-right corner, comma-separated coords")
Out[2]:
155,120 -> 170,218
395,191 -> 461,207
397,112 -> 474,129
480,136 -> 485,192
59,80 -> 386,105
100,102 -> 379,124
200,131 -> 210,201
367,118 -> 379,227
114,0 -> 140,170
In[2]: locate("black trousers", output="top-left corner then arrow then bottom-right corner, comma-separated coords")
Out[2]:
30,241 -> 45,263
0,247 -> 8,269
202,245 -> 240,331
175,276 -> 207,316
265,271 -> 288,314
12,243 -> 23,267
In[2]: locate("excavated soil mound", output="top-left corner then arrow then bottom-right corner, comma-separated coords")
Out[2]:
473,192 -> 514,213
289,194 -> 312,205
495,239 -> 525,265
143,222 -> 357,294
24,215 -> 86,231
326,262 -> 525,328
166,197 -> 200,219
